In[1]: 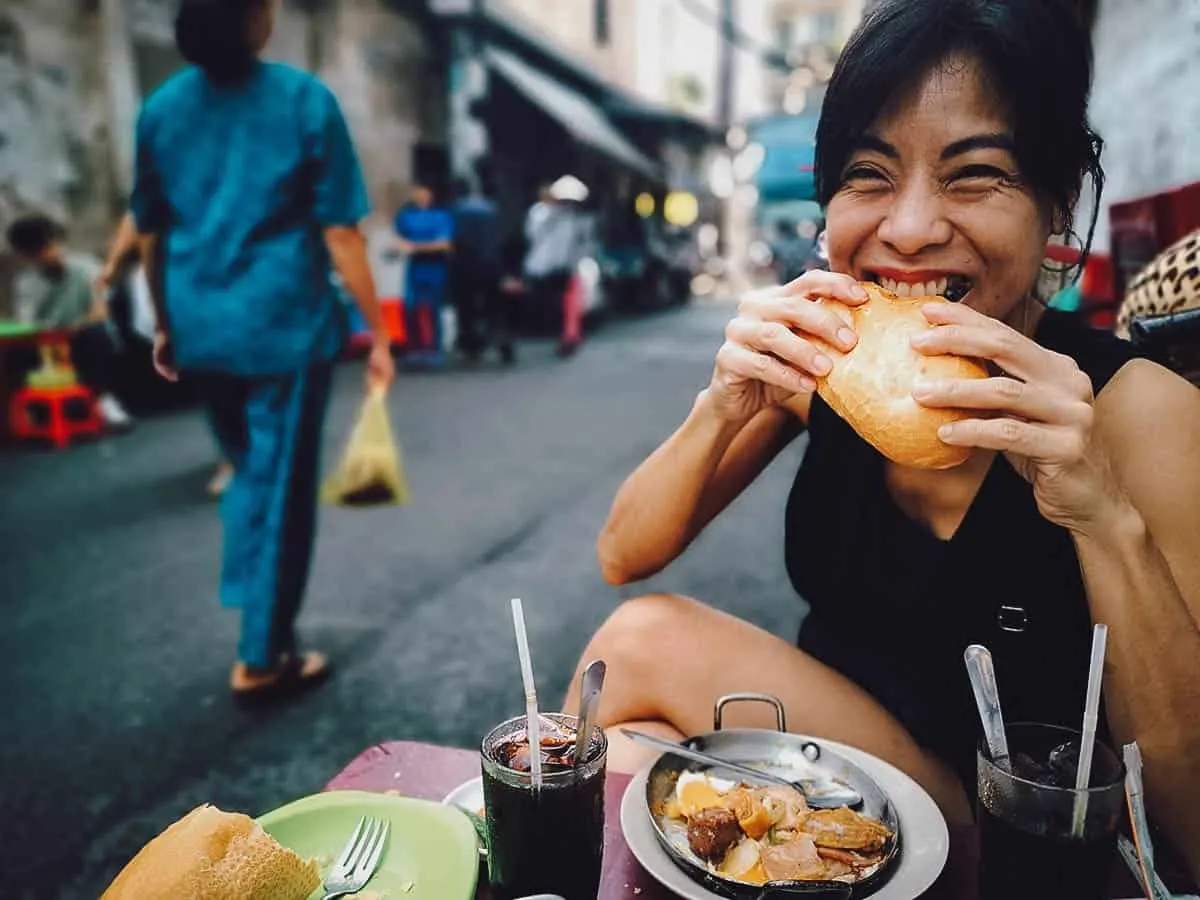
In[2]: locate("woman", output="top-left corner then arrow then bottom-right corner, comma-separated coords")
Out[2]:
524,179 -> 591,357
567,0 -> 1200,873
131,0 -> 395,703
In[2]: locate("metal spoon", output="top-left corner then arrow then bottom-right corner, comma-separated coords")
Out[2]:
619,728 -> 863,809
573,660 -> 606,768
964,644 -> 1010,771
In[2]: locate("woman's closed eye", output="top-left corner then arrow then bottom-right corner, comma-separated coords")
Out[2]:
841,165 -> 891,190
947,164 -> 1018,189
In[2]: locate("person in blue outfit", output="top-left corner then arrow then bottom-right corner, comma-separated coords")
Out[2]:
394,181 -> 453,364
130,0 -> 395,704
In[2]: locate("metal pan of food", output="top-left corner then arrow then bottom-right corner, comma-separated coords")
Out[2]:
644,693 -> 902,900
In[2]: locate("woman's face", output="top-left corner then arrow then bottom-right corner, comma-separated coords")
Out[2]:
825,55 -> 1054,328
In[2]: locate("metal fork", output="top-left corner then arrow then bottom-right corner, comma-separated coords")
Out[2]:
322,815 -> 390,900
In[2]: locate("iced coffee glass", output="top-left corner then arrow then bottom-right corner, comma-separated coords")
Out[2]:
978,722 -> 1125,900
481,713 -> 607,900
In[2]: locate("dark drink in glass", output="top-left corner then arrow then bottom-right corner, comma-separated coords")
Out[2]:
977,722 -> 1124,900
481,713 -> 607,900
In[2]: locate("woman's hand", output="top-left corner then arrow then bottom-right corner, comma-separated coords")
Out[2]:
910,301 -> 1127,533
152,330 -> 180,382
367,335 -> 395,390
707,272 -> 867,424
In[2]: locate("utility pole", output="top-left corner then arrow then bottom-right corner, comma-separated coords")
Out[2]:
716,0 -> 736,131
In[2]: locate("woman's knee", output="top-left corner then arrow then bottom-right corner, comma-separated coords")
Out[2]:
588,592 -> 696,654
583,593 -> 700,697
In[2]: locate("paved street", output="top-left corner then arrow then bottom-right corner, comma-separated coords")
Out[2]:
0,302 -> 809,898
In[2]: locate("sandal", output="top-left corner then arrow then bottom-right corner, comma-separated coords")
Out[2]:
230,651 -> 330,708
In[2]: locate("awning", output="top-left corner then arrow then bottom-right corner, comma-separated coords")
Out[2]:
751,113 -> 820,204
486,47 -> 661,180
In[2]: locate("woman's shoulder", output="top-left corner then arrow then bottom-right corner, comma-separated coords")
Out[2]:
1036,308 -> 1140,394
1097,356 -> 1199,421
1033,311 -> 1196,430
259,63 -> 341,104
140,66 -> 206,118
260,61 -> 322,89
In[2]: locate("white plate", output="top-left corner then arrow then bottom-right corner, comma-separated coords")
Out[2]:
619,737 -> 950,900
442,776 -> 487,859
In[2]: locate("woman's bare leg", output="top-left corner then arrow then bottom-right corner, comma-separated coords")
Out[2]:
564,593 -> 974,824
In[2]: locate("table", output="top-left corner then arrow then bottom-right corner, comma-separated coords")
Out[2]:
327,740 -> 1157,900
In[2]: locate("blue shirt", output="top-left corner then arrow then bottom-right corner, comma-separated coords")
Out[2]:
395,205 -> 453,287
130,62 -> 369,376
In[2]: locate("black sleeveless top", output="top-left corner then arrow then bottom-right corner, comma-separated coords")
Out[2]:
786,310 -> 1140,790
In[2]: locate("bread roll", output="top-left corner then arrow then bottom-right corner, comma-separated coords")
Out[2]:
102,804 -> 320,900
812,282 -> 988,470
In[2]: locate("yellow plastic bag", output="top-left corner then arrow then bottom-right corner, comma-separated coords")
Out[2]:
321,386 -> 410,507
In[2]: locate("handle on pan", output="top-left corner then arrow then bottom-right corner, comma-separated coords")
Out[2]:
714,692 -> 787,733
756,881 -> 853,899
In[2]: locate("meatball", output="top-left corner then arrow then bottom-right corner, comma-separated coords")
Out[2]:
687,807 -> 743,861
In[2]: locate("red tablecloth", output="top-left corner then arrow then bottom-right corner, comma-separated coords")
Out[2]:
324,741 -> 1002,899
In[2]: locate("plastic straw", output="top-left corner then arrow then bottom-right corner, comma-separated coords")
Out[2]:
1125,742 -> 1171,900
510,598 -> 543,791
1071,623 -> 1108,837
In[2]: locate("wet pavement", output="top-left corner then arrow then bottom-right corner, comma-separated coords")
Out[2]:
0,303 -> 808,898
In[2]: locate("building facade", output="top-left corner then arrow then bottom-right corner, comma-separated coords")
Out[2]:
1086,0 -> 1199,255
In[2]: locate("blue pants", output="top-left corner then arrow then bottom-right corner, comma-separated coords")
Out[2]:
195,363 -> 333,668
405,276 -> 445,353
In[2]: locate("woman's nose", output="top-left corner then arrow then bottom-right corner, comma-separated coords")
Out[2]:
877,185 -> 953,255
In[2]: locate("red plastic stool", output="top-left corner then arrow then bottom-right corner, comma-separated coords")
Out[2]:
9,384 -> 103,449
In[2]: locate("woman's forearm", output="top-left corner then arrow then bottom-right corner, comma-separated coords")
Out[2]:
325,226 -> 386,343
1075,505 -> 1200,874
598,392 -> 801,585
103,212 -> 139,276
598,391 -> 745,584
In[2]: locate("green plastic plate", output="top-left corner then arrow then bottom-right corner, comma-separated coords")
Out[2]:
258,790 -> 479,899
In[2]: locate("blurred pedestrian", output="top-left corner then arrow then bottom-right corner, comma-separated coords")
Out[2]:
451,166 -> 514,364
100,210 -> 235,495
524,178 -> 590,357
394,180 -> 454,365
6,215 -> 134,429
131,0 -> 395,704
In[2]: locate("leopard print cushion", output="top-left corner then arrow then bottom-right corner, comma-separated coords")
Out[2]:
1115,228 -> 1200,338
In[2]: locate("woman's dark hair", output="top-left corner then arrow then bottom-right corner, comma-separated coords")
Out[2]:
815,0 -> 1104,264
174,0 -> 264,83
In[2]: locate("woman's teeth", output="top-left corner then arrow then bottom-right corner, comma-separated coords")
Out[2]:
875,276 -> 949,298
872,274 -> 972,301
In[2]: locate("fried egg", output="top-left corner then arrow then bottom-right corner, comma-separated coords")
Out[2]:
674,771 -> 737,817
